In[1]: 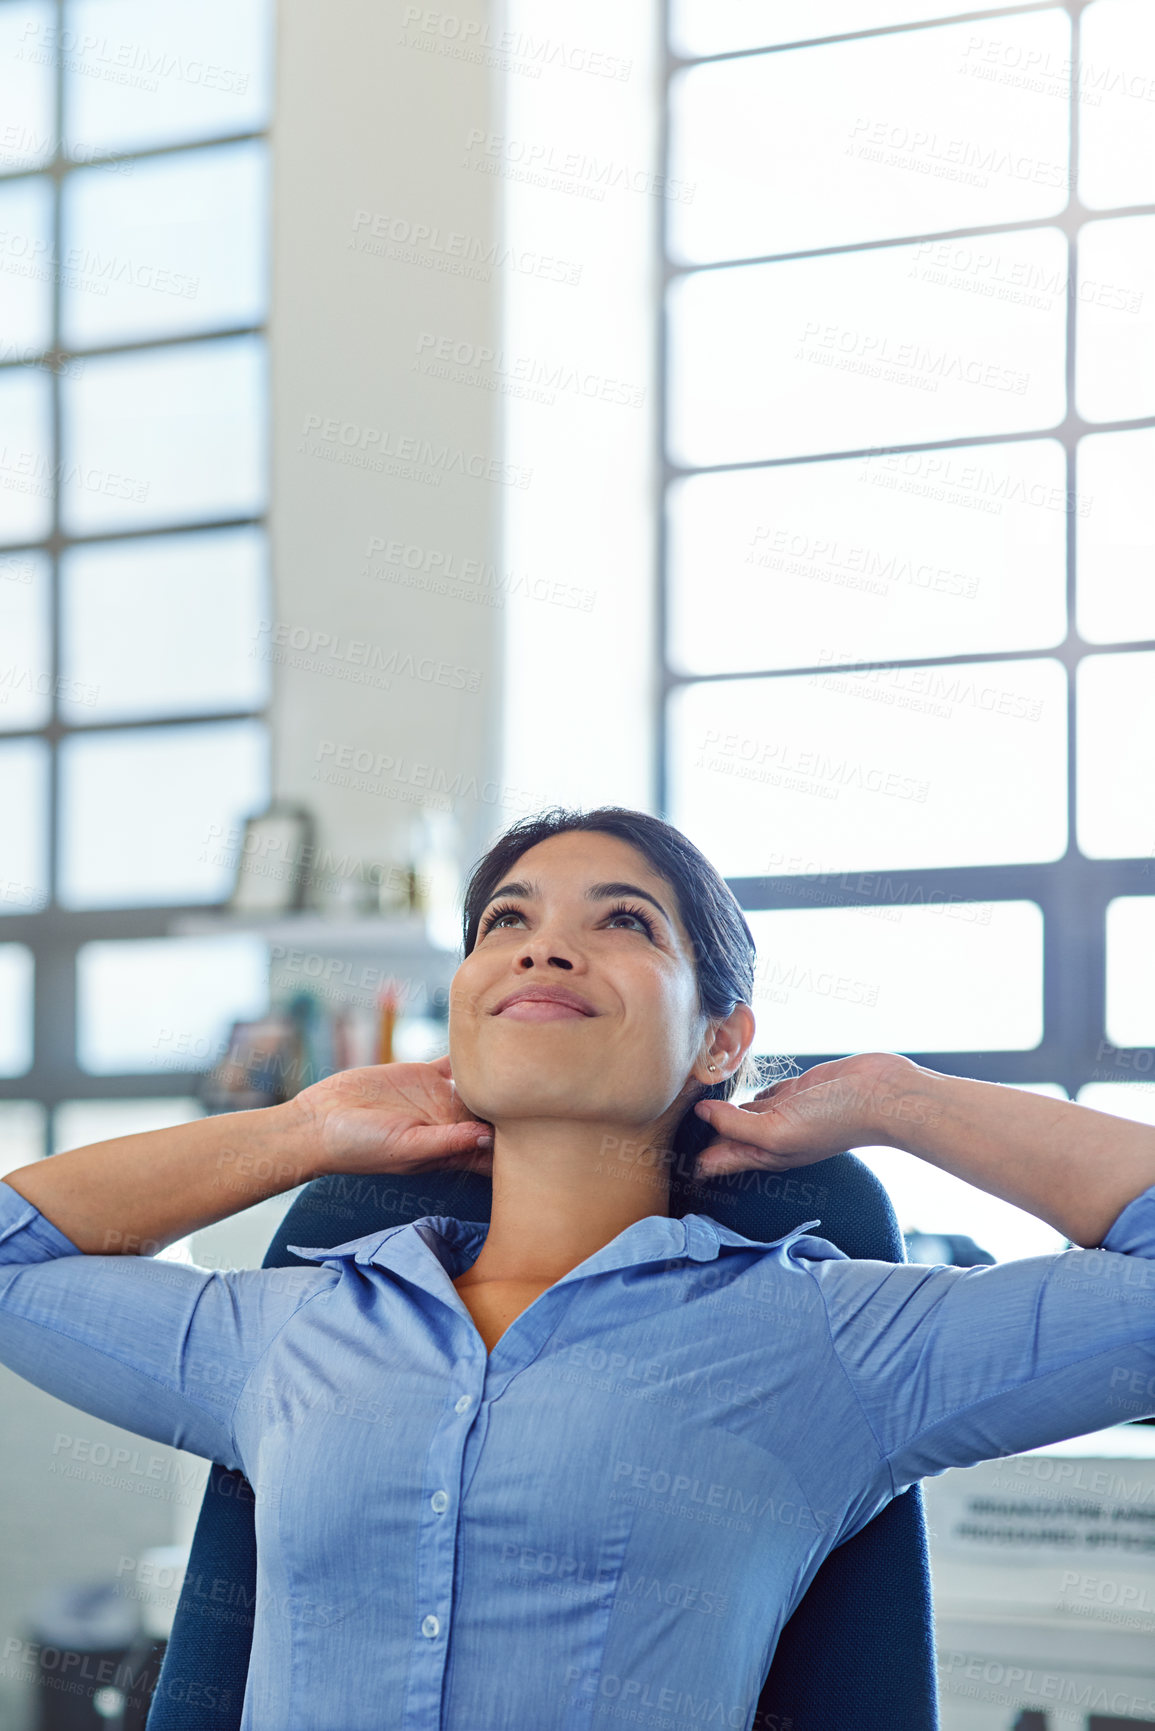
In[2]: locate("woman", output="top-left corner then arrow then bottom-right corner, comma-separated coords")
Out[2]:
2,805 -> 1154,1731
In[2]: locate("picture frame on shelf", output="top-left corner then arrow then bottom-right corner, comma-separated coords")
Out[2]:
200,1015 -> 302,1112
226,802 -> 316,915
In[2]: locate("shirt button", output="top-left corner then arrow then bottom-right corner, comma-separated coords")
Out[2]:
421,1614 -> 440,1639
430,1490 -> 449,1514
455,1394 -> 471,1414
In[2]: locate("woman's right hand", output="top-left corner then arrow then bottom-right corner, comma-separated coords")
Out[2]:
288,1056 -> 494,1178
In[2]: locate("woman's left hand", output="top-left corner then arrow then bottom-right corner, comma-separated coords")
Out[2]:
692,1052 -> 931,1179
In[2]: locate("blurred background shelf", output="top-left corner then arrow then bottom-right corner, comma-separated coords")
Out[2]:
166,912 -> 459,960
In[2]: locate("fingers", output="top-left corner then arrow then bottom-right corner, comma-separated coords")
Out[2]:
694,1097 -> 770,1126
454,1119 -> 493,1147
404,1120 -> 493,1163
693,1140 -> 771,1177
694,1139 -> 809,1178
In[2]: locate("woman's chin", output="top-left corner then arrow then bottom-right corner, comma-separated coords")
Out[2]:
457,1077 -> 610,1126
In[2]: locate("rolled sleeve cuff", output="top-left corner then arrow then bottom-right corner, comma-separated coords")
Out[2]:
1100,1181 -> 1155,1256
0,1179 -> 83,1262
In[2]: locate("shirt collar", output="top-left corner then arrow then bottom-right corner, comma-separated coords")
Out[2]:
286,1210 -> 824,1289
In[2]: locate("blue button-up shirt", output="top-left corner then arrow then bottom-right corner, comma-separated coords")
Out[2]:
3,1175 -> 1155,1730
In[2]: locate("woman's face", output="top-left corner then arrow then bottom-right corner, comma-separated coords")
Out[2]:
449,830 -> 714,1132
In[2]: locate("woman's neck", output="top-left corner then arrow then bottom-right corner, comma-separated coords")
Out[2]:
462,1117 -> 675,1288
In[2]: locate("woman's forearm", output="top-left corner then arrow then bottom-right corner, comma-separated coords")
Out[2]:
877,1063 -> 1155,1247
3,1102 -> 319,1255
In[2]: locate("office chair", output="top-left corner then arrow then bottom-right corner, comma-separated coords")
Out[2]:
146,1154 -> 939,1730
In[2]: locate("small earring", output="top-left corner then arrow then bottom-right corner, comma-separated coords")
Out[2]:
707,1063 -> 717,1072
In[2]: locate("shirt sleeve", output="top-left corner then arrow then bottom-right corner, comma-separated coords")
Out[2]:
0,1177 -> 333,1473
802,1180 -> 1155,1497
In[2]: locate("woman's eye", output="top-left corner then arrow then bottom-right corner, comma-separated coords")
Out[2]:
606,910 -> 654,936
481,905 -> 654,938
487,909 -> 524,931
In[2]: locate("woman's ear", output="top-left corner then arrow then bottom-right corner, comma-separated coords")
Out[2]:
699,1002 -> 756,1085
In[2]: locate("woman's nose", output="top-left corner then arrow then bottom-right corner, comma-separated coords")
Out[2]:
516,947 -> 574,971
513,924 -> 578,971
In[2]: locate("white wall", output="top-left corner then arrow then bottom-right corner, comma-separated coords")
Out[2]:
499,0 -> 661,814
269,0 -> 507,881
269,0 -> 662,874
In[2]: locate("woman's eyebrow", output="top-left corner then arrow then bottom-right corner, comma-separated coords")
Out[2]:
484,879 -> 537,905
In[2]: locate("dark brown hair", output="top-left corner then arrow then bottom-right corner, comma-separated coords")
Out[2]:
461,805 -> 777,1167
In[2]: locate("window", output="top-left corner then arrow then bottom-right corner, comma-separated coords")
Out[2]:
0,0 -> 274,1152
661,2 -> 1155,1251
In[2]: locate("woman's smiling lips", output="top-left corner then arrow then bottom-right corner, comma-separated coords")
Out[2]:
490,985 -> 597,1020
497,1000 -> 588,1022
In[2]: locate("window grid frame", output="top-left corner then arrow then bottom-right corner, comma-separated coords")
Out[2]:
0,2 -> 270,1125
658,0 -> 1155,1099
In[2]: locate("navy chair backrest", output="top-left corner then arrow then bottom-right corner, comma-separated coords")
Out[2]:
147,1156 -> 939,1730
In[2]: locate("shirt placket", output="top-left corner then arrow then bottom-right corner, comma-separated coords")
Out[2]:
402,1312 -> 486,1729
400,1280 -> 585,1729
